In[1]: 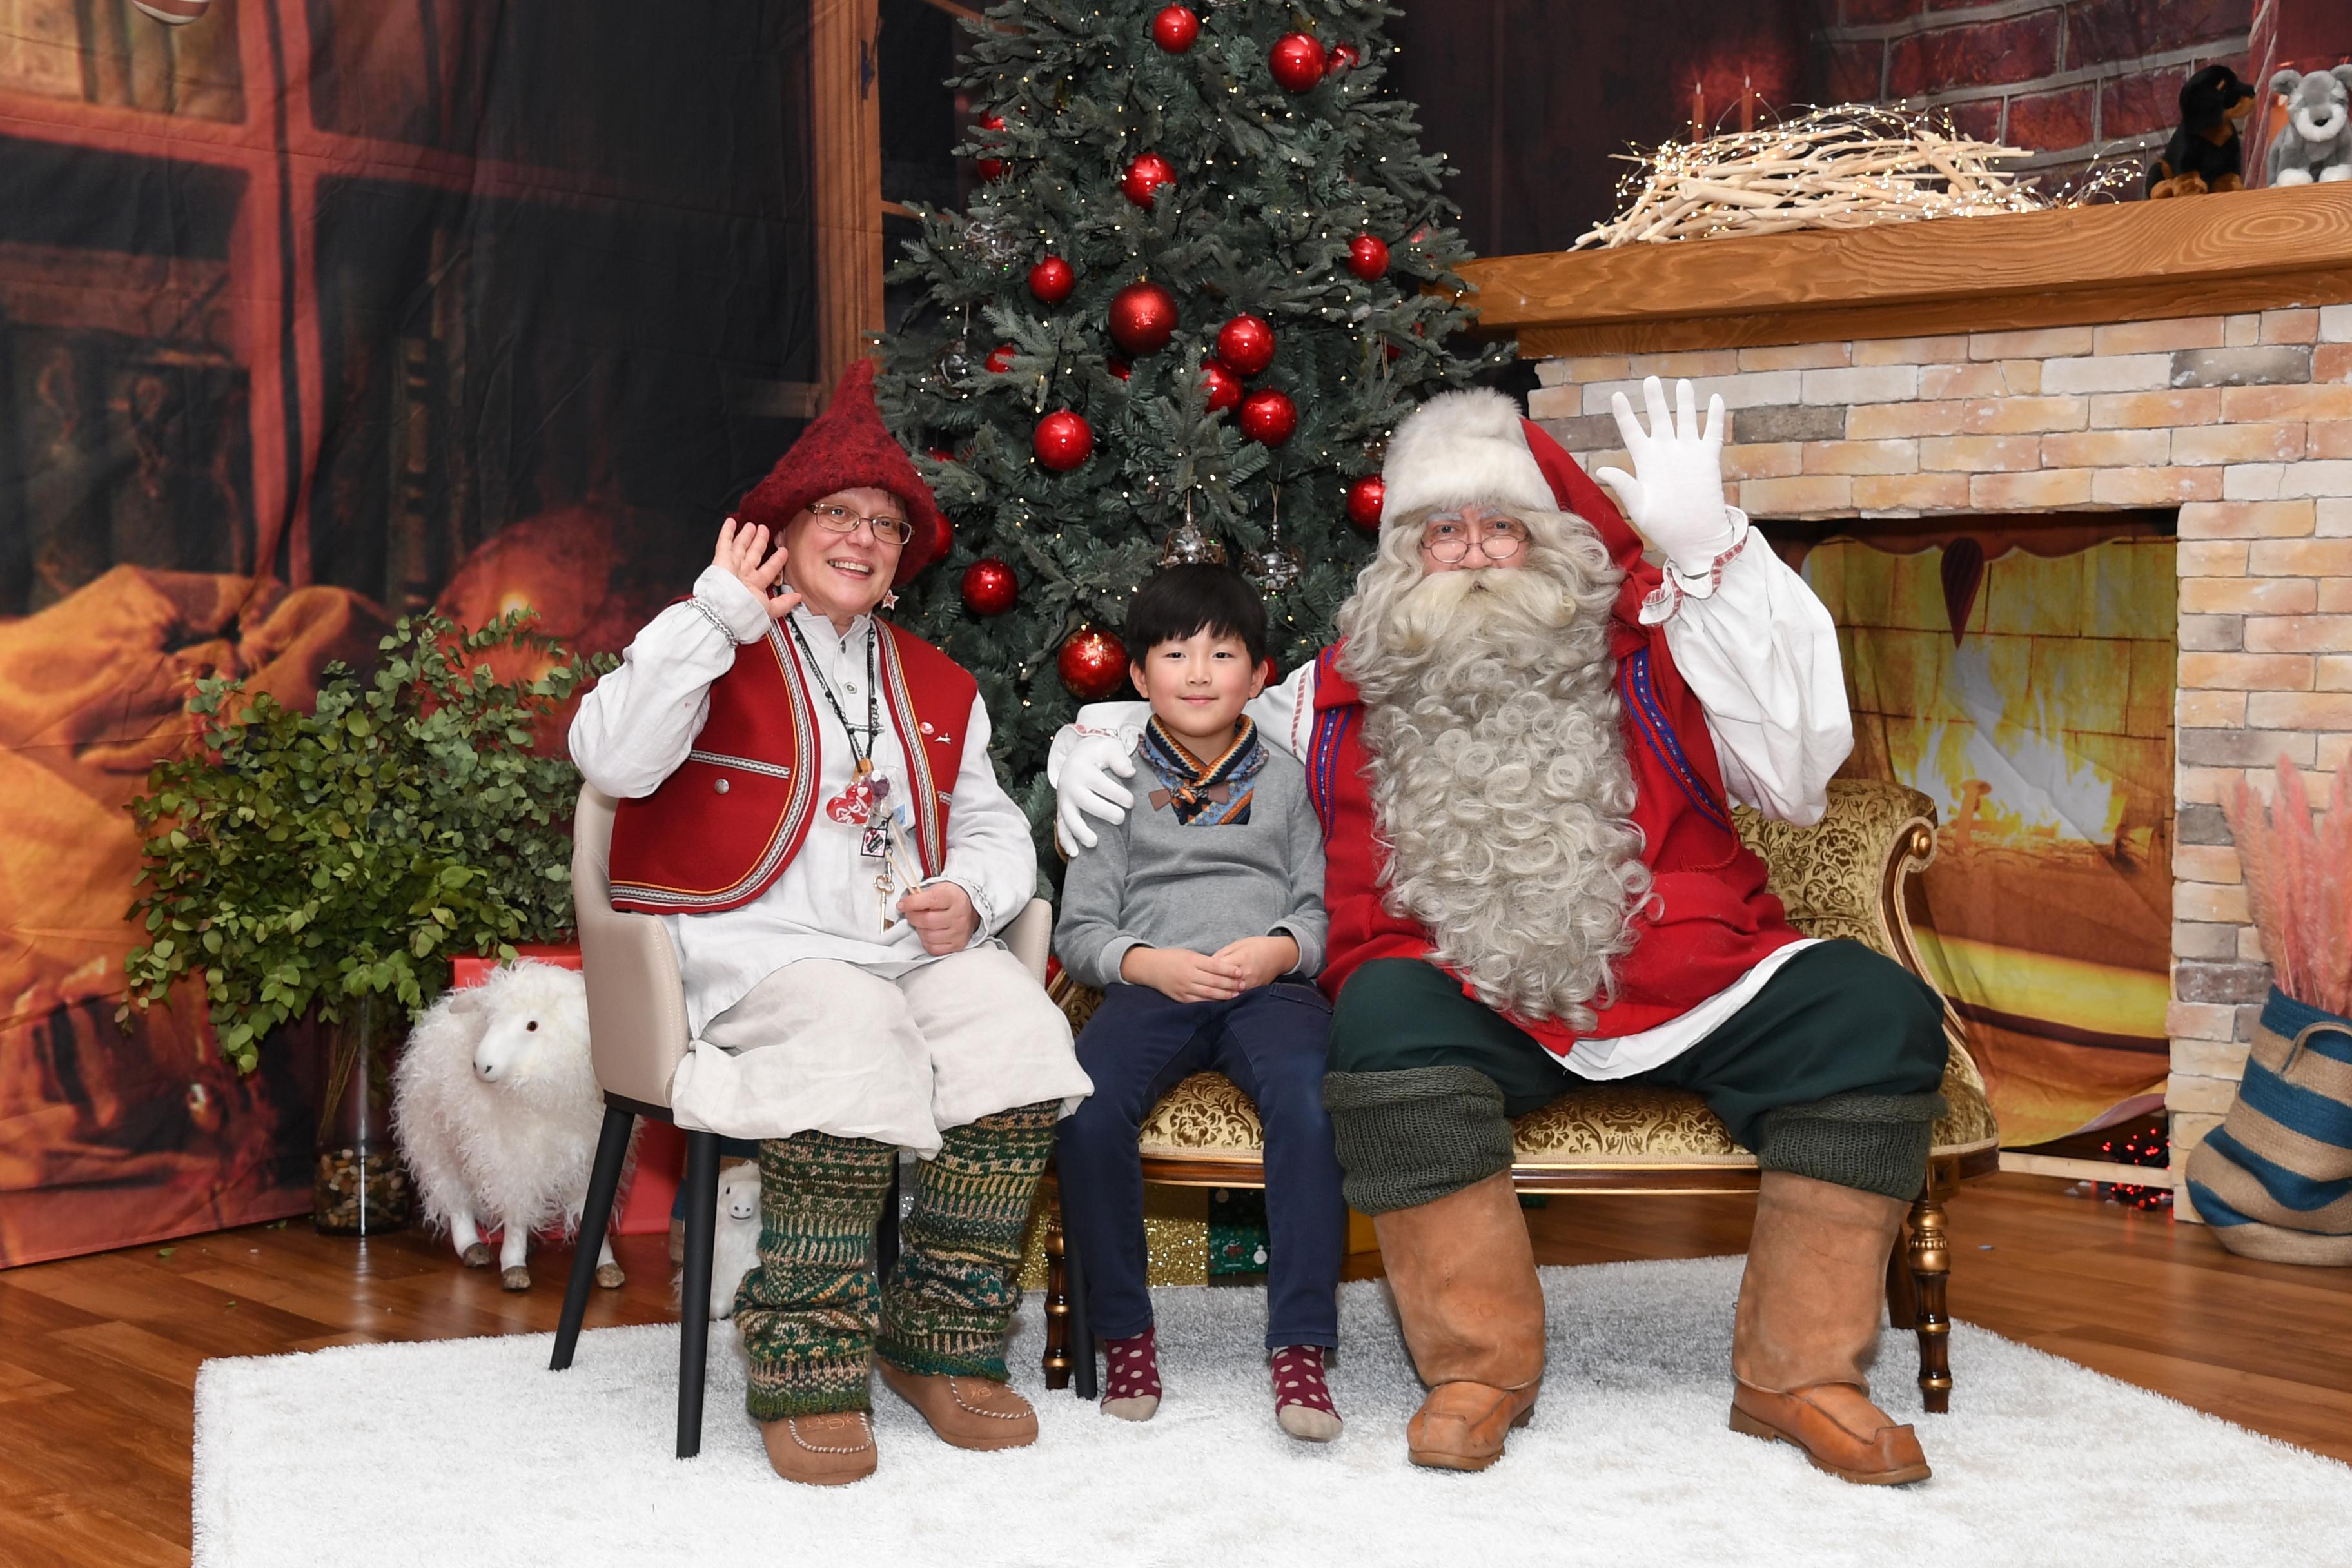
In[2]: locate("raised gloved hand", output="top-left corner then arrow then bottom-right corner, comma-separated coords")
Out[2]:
1054,732 -> 1137,850
1594,376 -> 1739,576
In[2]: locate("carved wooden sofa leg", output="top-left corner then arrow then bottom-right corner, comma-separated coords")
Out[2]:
1043,1180 -> 1072,1391
1906,1185 -> 1954,1414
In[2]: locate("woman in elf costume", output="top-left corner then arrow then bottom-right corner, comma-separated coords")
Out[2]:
571,362 -> 1090,1486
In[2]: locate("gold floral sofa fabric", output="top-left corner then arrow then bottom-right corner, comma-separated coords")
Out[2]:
1068,779 -> 1999,1172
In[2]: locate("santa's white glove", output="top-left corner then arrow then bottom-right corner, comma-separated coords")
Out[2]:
1594,377 -> 1739,576
1054,732 -> 1137,851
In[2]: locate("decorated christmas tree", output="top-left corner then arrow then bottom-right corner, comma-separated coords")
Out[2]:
876,0 -> 1497,818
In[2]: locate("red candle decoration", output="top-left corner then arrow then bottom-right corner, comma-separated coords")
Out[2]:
1345,474 -> 1386,532
1034,409 -> 1094,470
1346,235 -> 1390,281
1215,313 -> 1276,377
1328,42 -> 1361,72
1200,358 -> 1242,411
1150,4 -> 1199,53
1121,152 -> 1177,208
985,344 -> 1017,373
1268,32 -> 1326,93
960,557 -> 1019,616
1239,387 -> 1298,445
1028,255 -> 1075,304
1057,625 -> 1130,700
1108,281 -> 1180,355
975,113 -> 1007,182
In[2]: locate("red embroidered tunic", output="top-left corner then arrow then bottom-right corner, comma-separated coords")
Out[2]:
607,618 -> 975,916
1302,422 -> 1807,1060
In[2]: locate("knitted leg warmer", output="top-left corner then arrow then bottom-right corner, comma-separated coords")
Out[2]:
879,1101 -> 1060,1380
1321,1067 -> 1514,1215
734,1130 -> 897,1420
1755,1092 -> 1948,1202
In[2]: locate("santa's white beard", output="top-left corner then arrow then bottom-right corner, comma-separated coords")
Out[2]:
1337,518 -> 1650,1031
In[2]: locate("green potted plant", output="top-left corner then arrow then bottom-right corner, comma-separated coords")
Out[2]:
122,609 -> 611,1233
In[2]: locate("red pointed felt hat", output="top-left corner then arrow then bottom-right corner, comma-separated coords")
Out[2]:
734,358 -> 948,585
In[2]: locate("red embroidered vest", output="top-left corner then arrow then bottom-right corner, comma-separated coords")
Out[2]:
1300,420 -> 1806,1061
606,618 -> 976,915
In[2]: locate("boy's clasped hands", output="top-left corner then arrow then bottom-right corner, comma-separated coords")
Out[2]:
1121,933 -> 1300,1002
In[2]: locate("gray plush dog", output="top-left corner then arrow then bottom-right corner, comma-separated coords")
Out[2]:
2268,66 -> 2352,186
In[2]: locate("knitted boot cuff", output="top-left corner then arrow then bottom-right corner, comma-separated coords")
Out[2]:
1756,1092 -> 1948,1202
1322,1067 -> 1513,1215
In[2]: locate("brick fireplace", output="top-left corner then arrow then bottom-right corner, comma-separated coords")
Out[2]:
1459,184 -> 2352,1210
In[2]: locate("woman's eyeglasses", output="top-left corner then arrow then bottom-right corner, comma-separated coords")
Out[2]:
1420,515 -> 1529,564
808,502 -> 914,547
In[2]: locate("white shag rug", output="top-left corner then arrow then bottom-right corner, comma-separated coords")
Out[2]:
193,1257 -> 2352,1567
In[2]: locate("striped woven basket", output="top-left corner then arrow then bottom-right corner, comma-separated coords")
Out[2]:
2185,987 -> 2352,1266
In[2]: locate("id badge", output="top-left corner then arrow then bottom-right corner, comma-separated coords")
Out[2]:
861,821 -> 891,860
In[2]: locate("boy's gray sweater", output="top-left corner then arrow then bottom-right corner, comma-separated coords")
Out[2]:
1053,737 -> 1328,990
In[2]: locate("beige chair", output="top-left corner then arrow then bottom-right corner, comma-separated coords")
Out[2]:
1039,779 -> 2001,1410
551,784 -> 1055,1457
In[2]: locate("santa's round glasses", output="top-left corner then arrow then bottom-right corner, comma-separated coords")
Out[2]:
1420,515 -> 1529,564
808,502 -> 914,547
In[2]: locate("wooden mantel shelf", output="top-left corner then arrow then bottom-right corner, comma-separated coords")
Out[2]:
1457,183 -> 2352,357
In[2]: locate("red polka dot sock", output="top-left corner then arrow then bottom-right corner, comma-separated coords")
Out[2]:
1271,1344 -> 1341,1442
1099,1326 -> 1162,1422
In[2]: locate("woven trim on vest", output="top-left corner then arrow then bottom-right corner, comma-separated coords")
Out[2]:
878,625 -> 945,877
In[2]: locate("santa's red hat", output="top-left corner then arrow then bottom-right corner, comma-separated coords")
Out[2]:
734,358 -> 947,586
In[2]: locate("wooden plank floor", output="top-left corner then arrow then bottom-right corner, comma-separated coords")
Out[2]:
1,1172 -> 2346,1566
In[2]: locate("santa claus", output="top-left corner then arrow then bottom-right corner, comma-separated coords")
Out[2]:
1052,378 -> 1948,1484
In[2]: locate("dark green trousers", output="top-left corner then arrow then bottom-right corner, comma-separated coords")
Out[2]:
1322,941 -> 1948,1213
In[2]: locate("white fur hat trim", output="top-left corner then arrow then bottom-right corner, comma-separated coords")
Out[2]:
1380,386 -> 1554,527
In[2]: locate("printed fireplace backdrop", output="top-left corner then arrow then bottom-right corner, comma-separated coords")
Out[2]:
1783,521 -> 2177,1150
0,0 -> 821,1267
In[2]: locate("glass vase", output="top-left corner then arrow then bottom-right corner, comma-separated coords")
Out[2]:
313,994 -> 413,1235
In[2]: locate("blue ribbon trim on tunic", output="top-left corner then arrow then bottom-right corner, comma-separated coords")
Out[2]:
1620,647 -> 1735,836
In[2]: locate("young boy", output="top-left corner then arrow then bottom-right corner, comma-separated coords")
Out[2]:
1053,563 -> 1344,1441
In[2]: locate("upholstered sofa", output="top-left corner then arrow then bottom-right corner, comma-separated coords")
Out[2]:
1034,778 -> 2002,1412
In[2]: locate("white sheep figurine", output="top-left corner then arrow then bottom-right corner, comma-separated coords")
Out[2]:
679,1159 -> 763,1320
392,959 -> 629,1291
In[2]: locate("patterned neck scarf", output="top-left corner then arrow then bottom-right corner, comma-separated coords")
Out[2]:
1140,714 -> 1265,827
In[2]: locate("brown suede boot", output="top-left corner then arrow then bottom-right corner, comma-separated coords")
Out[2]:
760,1412 -> 877,1486
1729,1171 -> 1931,1486
1371,1170 -> 1546,1472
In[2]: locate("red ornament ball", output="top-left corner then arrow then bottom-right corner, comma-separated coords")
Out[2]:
1328,42 -> 1361,72
1200,358 -> 1242,412
1034,409 -> 1094,471
986,344 -> 1017,373
1058,626 -> 1130,700
1215,313 -> 1276,377
975,115 -> 1008,181
1108,281 -> 1180,355
1121,152 -> 1177,209
1028,255 -> 1075,304
1345,475 -> 1386,532
926,446 -> 956,463
1150,4 -> 1199,52
1268,32 -> 1327,93
1346,235 -> 1390,281
1239,388 -> 1298,445
961,557 -> 1019,616
1108,357 -> 1132,381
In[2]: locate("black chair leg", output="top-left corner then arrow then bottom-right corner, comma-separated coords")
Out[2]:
1065,1232 -> 1097,1400
877,1154 -> 904,1282
551,1102 -> 636,1372
675,1130 -> 721,1458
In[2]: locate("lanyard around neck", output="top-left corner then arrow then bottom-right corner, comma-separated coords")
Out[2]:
787,614 -> 880,769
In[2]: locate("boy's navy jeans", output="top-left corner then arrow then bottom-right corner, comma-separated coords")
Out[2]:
1057,979 -> 1344,1350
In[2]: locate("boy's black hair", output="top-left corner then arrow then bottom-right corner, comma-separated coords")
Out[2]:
1124,562 -> 1268,665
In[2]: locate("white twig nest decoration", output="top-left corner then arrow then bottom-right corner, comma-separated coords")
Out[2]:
1576,104 -> 2133,249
